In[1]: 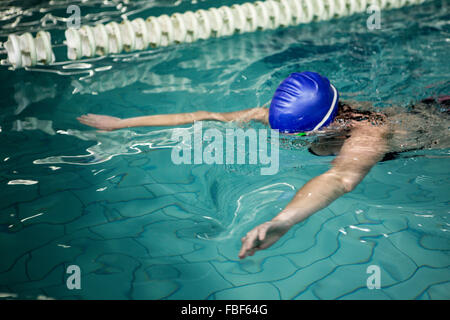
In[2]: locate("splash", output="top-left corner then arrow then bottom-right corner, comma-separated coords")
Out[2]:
33,126 -> 190,165
197,182 -> 296,241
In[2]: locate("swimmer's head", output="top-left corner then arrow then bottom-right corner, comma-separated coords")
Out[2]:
269,71 -> 339,134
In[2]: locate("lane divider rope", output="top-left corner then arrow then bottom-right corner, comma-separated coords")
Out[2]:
4,0 -> 427,69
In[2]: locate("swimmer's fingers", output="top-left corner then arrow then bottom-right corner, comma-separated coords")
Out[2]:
238,220 -> 292,259
239,227 -> 265,259
258,223 -> 270,242
77,114 -> 121,131
78,114 -> 104,123
76,114 -> 90,122
239,229 -> 258,259
77,114 -> 97,126
78,113 -> 96,119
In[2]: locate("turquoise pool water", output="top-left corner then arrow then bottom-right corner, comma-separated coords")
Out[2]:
0,0 -> 449,299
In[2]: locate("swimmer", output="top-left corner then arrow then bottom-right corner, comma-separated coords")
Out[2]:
77,71 -> 450,259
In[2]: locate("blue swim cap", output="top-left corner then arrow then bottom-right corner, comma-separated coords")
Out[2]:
269,71 -> 339,133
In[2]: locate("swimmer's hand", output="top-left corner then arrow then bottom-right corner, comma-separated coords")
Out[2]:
238,219 -> 291,259
77,114 -> 123,131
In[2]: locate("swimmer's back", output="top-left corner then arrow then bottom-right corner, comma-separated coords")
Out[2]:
308,97 -> 450,159
384,97 -> 450,153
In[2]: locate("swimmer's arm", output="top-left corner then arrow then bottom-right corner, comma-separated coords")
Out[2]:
239,125 -> 389,259
77,107 -> 268,130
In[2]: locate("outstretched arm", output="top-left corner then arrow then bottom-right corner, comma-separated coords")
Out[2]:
77,107 -> 268,131
238,124 -> 390,259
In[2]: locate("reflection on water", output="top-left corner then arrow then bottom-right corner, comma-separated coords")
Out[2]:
12,117 -> 56,135
0,0 -> 183,36
33,125 -> 183,165
13,81 -> 57,115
